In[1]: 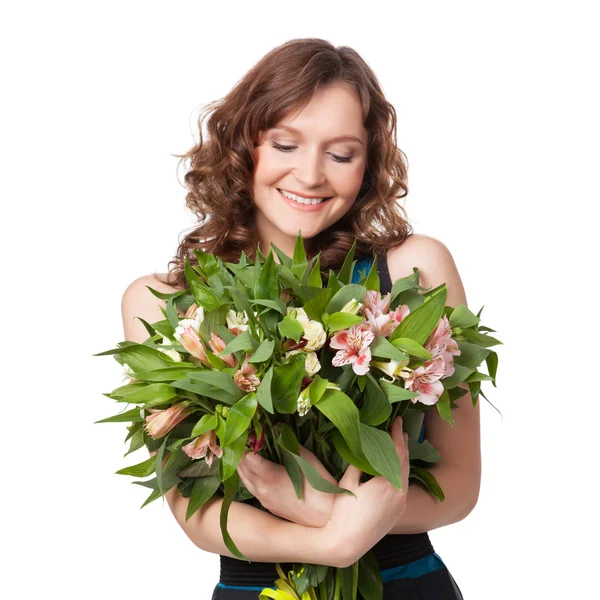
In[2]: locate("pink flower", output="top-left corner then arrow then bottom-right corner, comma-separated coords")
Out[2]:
403,356 -> 446,405
182,430 -> 223,467
144,404 -> 191,439
209,333 -> 238,368
363,304 -> 410,337
177,326 -> 211,367
425,315 -> 461,377
362,290 -> 392,316
330,323 -> 375,375
234,355 -> 261,392
247,426 -> 265,454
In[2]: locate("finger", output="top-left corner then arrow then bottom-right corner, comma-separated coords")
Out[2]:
242,451 -> 279,477
237,463 -> 257,496
339,462 -> 362,489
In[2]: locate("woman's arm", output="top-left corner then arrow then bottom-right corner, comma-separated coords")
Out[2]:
385,235 -> 482,535
121,275 -> 334,566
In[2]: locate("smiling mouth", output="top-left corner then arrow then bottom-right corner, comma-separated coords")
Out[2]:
277,188 -> 334,205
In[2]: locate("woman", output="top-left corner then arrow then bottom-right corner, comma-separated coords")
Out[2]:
121,38 -> 479,599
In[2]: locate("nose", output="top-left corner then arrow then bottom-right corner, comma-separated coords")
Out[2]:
293,147 -> 327,189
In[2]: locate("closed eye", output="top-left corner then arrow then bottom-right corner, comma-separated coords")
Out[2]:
271,142 -> 353,163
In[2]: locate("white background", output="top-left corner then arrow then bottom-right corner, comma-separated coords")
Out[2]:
2,1 -> 598,598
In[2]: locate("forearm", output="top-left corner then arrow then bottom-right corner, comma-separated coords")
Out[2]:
166,487 -> 333,565
388,465 -> 479,534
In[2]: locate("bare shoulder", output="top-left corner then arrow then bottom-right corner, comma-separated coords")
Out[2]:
121,273 -> 185,344
387,233 -> 468,308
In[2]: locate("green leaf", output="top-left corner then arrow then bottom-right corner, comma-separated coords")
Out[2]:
358,550 -> 384,600
256,364 -> 274,413
407,438 -> 441,462
364,255 -> 379,291
340,560 -> 359,600
325,284 -> 367,315
170,378 -> 238,405
390,338 -> 431,360
337,238 -> 357,284
359,423 -> 403,490
165,296 -> 180,330
291,231 -> 308,279
369,335 -> 409,362
435,389 -> 454,425
389,285 -> 447,345
246,339 -> 275,364
278,316 -> 305,342
115,344 -> 176,372
222,393 -> 258,447
190,412 -> 219,437
454,342 -> 490,370
307,254 -> 323,288
359,373 -> 392,426
220,471 -> 249,560
449,304 -> 480,329
324,312 -> 365,332
217,330 -> 259,355
186,371 -> 243,399
402,408 -> 424,440
116,456 -> 156,477
486,350 -> 499,386
314,388 -> 362,458
465,372 -> 494,383
460,328 -> 503,348
441,363 -> 473,389
307,374 -> 330,406
410,467 -> 445,501
379,380 -> 419,403
251,298 -> 287,315
190,281 -> 221,312
270,242 -> 293,268
276,425 -> 349,497
124,383 -> 178,408
185,475 -> 222,522
271,352 -> 306,414
130,365 -> 198,382
331,429 -> 378,476
303,288 -> 333,322
94,407 -> 144,424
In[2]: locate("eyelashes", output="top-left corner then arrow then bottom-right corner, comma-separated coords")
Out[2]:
270,142 -> 353,164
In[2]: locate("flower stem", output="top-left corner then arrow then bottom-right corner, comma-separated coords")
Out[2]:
333,568 -> 342,600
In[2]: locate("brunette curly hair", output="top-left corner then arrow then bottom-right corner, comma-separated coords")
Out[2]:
156,37 -> 413,290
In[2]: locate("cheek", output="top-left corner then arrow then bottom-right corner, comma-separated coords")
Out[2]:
333,164 -> 367,198
253,148 -> 288,184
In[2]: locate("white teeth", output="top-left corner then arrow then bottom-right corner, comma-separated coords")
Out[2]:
279,189 -> 328,205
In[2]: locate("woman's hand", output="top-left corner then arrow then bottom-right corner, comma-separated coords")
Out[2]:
236,444 -> 338,528
321,416 -> 410,569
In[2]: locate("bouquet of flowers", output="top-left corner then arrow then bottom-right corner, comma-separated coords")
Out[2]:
95,232 -> 501,600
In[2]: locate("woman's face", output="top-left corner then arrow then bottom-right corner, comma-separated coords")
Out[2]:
251,80 -> 368,257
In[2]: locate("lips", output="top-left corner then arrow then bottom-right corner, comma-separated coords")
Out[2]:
277,188 -> 333,201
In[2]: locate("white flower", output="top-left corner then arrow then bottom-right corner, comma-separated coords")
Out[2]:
304,351 -> 321,376
371,358 -> 411,383
287,306 -> 310,327
303,320 -> 326,351
226,309 -> 250,332
121,363 -> 137,383
157,336 -> 183,362
286,307 -> 326,351
297,387 -> 311,417
284,349 -> 321,377
340,299 -> 363,315
174,318 -> 200,342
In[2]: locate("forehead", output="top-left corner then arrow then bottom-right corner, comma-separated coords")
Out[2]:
269,82 -> 367,144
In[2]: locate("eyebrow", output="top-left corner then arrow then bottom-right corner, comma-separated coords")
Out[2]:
270,125 -> 364,146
